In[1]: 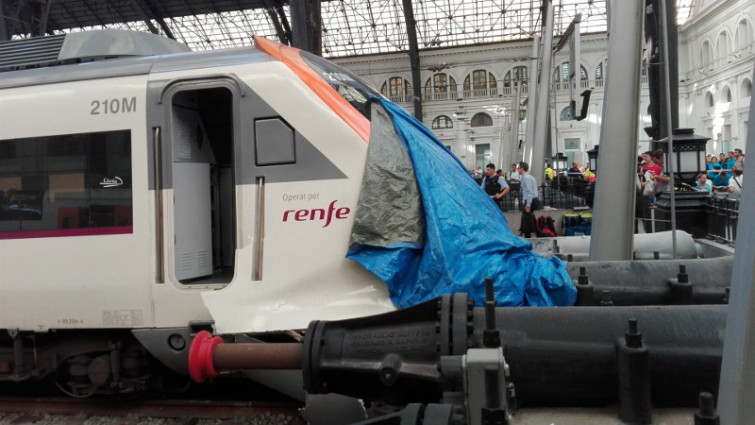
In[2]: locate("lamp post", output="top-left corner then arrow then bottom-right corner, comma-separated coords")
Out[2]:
587,145 -> 600,174
651,128 -> 709,186
552,152 -> 568,171
650,128 -> 711,243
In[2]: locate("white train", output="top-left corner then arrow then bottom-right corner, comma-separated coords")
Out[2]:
0,30 -> 396,394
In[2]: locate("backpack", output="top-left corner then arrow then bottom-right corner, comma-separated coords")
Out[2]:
579,212 -> 593,236
561,213 -> 581,235
536,215 -> 557,238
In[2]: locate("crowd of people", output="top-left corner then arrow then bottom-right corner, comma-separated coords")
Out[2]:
469,147 -> 745,237
636,148 -> 745,202
635,148 -> 745,233
702,149 -> 745,196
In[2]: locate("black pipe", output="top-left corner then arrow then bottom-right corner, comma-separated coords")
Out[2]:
566,257 -> 731,305
302,294 -> 724,408
473,304 -> 724,407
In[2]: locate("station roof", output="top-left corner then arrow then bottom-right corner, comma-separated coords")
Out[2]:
4,0 -> 696,58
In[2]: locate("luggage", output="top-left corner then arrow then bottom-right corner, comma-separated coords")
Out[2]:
562,212 -> 593,236
536,216 -> 557,238
561,213 -> 581,236
579,212 -> 593,236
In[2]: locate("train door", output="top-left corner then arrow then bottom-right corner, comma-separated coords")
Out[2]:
152,82 -> 238,285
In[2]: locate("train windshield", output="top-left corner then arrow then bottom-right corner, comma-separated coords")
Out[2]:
299,51 -> 382,120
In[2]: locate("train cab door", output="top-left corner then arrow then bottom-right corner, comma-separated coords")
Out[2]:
150,80 -> 240,287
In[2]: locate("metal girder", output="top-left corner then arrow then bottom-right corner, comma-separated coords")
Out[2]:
588,0 -> 644,262
128,0 -> 160,35
529,0 -> 554,186
718,64 -> 755,425
263,0 -> 291,45
275,2 -> 292,42
401,0 -> 422,121
644,0 -> 680,140
31,0 -> 51,36
0,1 -> 8,40
290,0 -> 321,55
146,2 -> 176,39
3,0 -> 52,37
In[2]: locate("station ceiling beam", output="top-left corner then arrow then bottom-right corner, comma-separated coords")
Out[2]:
290,0 -> 320,55
401,0 -> 422,120
263,0 -> 292,45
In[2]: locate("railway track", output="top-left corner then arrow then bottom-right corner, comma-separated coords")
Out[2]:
0,396 -> 305,424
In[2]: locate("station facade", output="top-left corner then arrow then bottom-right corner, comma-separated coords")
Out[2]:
333,0 -> 753,171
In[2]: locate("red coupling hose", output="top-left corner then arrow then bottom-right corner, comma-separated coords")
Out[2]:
188,330 -> 224,383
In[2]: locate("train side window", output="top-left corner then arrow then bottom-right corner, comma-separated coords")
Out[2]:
255,118 -> 296,166
0,130 -> 132,238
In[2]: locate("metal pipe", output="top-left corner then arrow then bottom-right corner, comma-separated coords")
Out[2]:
153,127 -> 164,283
588,0 -> 644,261
718,65 -> 755,424
530,0 -> 554,186
474,305 -> 725,407
298,295 -> 726,407
524,35 -> 539,164
213,343 -> 303,370
659,0 -> 678,259
508,73 -> 522,166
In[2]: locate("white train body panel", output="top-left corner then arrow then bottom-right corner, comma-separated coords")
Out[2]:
1,76 -> 158,331
0,34 -> 394,336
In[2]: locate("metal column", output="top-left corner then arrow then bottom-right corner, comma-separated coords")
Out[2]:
508,80 -> 522,167
401,0 -> 423,120
523,35 -> 540,164
529,0 -> 553,186
0,1 -> 8,41
588,0 -> 644,261
718,65 -> 755,425
290,0 -> 322,55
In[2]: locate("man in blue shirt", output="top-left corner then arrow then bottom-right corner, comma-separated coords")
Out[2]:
517,162 -> 539,237
481,163 -> 509,209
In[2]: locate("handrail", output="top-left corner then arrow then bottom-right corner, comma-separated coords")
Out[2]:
153,127 -> 164,283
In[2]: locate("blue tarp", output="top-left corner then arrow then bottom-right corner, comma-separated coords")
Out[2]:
347,99 -> 576,308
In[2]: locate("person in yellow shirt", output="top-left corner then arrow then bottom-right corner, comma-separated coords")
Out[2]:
544,162 -> 554,180
584,168 -> 595,180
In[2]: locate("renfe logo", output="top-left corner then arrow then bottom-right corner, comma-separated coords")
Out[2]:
283,200 -> 351,228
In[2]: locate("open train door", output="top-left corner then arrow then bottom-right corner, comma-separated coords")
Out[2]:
147,77 -> 244,289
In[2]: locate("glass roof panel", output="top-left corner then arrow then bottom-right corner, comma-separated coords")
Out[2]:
55,0 -> 696,58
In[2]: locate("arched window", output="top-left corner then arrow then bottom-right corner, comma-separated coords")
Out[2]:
705,91 -> 714,108
701,40 -> 713,67
717,31 -> 730,60
470,112 -> 493,127
464,70 -> 497,97
742,79 -> 752,98
595,60 -> 607,81
721,86 -> 732,103
432,115 -> 454,129
553,62 -> 588,83
424,73 -> 457,100
560,106 -> 572,121
553,65 -> 563,83
503,66 -> 528,87
736,19 -> 752,51
381,77 -> 412,102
